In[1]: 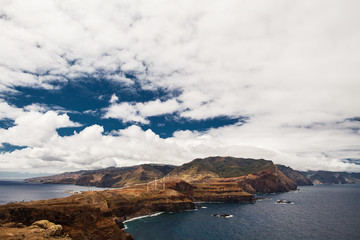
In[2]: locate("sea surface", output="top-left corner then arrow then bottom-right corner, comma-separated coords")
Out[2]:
125,185 -> 360,240
0,182 -> 359,240
0,179 -> 106,204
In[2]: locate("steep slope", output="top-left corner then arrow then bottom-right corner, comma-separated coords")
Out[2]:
26,164 -> 175,188
276,164 -> 313,186
301,171 -> 360,184
26,156 -> 302,194
165,180 -> 255,203
169,156 -> 274,181
169,156 -> 298,193
232,168 -> 298,193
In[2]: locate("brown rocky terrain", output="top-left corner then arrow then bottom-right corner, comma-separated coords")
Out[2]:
26,157 -> 311,193
0,178 -> 256,240
230,168 -> 297,193
26,164 -> 175,188
0,220 -> 72,240
165,180 -> 255,203
167,157 -> 299,193
3,156 -> 313,239
276,164 -> 313,186
0,184 -> 195,240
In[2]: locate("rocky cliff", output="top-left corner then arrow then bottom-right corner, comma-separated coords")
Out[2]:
2,156 -> 311,239
165,180 -> 255,203
0,178 -> 258,240
0,185 -> 195,240
168,156 -> 298,193
276,164 -> 313,186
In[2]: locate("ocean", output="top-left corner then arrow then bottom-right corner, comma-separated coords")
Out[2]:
0,181 -> 359,240
0,179 -> 106,204
125,185 -> 360,240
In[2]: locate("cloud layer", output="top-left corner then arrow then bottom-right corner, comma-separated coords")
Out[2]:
0,0 -> 359,173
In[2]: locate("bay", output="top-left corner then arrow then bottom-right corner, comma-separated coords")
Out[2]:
0,179 -> 106,204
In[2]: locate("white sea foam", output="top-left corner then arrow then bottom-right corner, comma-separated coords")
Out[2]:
185,208 -> 198,211
201,206 -> 207,209
123,212 -> 164,224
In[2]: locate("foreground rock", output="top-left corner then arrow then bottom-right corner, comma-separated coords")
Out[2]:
0,220 -> 71,240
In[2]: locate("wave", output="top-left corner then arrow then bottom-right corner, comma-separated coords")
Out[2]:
123,212 -> 164,224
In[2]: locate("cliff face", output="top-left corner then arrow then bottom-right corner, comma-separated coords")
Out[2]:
301,171 -> 360,184
218,169 -> 298,194
0,186 -> 194,240
165,180 -> 255,203
168,157 -> 298,194
276,165 -> 313,186
2,156 -> 310,239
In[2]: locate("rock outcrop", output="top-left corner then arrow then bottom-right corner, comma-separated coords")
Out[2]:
0,220 -> 71,240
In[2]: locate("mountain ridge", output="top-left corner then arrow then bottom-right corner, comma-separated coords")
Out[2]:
26,156 -> 310,194
301,170 -> 360,184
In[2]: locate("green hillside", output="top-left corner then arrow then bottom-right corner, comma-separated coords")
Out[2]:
171,156 -> 274,178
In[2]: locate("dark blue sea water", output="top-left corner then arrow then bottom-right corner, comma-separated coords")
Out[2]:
125,185 -> 360,240
0,180 -> 106,204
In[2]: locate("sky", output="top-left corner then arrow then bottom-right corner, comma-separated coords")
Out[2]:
0,0 -> 360,176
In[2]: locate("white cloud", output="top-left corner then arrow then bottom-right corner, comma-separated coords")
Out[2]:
104,99 -> 181,123
109,94 -> 119,103
0,109 -> 80,147
0,0 -> 359,172
1,122 -> 359,173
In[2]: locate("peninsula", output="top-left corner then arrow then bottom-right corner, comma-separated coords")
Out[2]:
1,156 -> 312,239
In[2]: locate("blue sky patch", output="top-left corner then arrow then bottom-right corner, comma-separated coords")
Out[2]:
0,143 -> 27,153
4,78 -> 244,138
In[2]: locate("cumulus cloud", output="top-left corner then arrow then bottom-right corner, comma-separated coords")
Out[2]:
109,94 -> 119,103
0,102 -> 81,147
1,122 -> 359,173
0,0 -> 359,172
104,99 -> 181,123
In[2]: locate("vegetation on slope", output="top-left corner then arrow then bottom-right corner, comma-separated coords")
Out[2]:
170,156 -> 274,179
